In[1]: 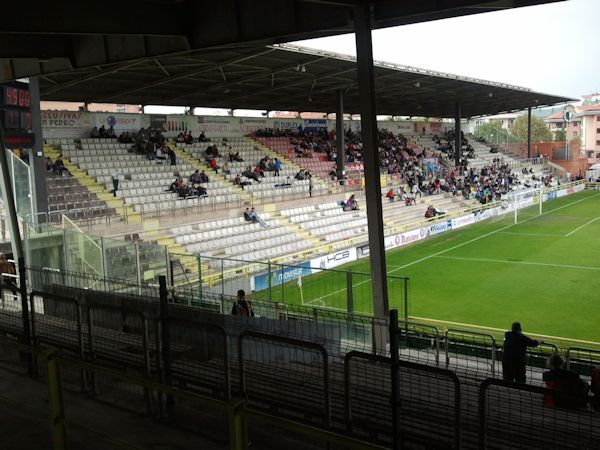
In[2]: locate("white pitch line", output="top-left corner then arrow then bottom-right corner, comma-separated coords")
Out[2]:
565,216 -> 600,237
434,255 -> 600,271
498,231 -> 565,237
310,192 -> 600,303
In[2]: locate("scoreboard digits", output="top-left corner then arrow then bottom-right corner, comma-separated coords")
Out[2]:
1,81 -> 35,148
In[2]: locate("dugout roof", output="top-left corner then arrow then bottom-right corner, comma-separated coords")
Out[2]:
38,44 -> 573,118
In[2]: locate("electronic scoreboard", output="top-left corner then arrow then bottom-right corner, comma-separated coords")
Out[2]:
0,80 -> 35,148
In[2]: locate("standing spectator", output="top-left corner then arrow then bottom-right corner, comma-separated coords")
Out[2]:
231,289 -> 254,316
502,322 -> 543,383
167,147 -> 176,166
309,176 -> 313,198
273,158 -> 282,176
111,169 -> 120,197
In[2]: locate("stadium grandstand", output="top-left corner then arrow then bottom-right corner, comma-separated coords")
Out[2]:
1,1 -> 599,450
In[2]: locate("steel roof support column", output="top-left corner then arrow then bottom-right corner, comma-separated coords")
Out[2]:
335,90 -> 345,181
454,102 -> 461,167
354,5 -> 389,321
29,77 -> 48,222
527,107 -> 532,158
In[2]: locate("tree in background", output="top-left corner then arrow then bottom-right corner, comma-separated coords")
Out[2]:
475,120 -> 510,143
553,128 -> 566,142
511,114 -> 553,142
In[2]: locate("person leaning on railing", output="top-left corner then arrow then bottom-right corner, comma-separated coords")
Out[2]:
502,322 -> 543,383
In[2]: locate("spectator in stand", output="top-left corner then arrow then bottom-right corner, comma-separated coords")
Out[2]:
386,188 -> 395,202
542,354 -> 588,409
191,183 -> 208,198
295,169 -> 306,181
99,125 -> 107,138
274,177 -> 292,189
189,170 -> 201,184
46,157 -> 54,172
199,170 -> 209,183
222,162 -> 231,175
424,205 -> 445,218
341,195 -> 358,211
155,146 -> 167,163
248,207 -> 268,227
208,156 -> 219,172
273,158 -> 282,176
254,165 -> 265,178
145,140 -> 155,160
502,322 -> 543,383
228,146 -> 242,162
111,169 -> 120,197
242,166 -> 261,183
169,177 -> 184,193
231,289 -> 254,317
198,131 -> 207,142
167,147 -> 176,166
106,126 -> 116,139
90,126 -> 100,138
53,154 -> 71,177
234,174 -> 251,190
309,175 -> 314,197
243,208 -> 252,221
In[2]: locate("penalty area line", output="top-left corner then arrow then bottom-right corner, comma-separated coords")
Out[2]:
434,255 -> 600,271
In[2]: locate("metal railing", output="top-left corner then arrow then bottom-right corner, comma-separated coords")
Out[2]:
478,378 -> 600,450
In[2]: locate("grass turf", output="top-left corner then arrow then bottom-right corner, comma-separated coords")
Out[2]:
255,190 -> 600,344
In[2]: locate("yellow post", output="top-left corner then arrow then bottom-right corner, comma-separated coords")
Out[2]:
46,349 -> 68,450
228,399 -> 247,450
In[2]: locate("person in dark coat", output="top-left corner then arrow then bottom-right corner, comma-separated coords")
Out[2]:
231,289 -> 254,317
502,322 -> 543,383
542,354 -> 588,409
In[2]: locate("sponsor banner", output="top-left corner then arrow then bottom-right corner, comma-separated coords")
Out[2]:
573,183 -> 585,193
555,188 -> 568,198
253,261 -> 312,292
310,247 -> 357,271
271,119 -> 304,132
303,118 -> 327,131
474,209 -> 497,222
426,220 -> 452,236
429,122 -> 442,134
41,111 -> 92,130
149,114 -> 167,130
398,229 -> 423,247
451,214 -> 475,230
517,198 -> 534,209
385,229 -> 423,251
356,243 -> 369,258
345,162 -> 364,173
239,117 -> 268,135
95,113 -> 149,131
544,191 -> 557,201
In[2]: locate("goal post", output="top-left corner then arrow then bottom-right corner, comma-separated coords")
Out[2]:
508,186 -> 545,224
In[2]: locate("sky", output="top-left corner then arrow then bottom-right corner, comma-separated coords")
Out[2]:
292,0 -> 599,99
148,0 -> 599,115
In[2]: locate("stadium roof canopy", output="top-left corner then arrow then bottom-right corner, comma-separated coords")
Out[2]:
39,44 -> 573,118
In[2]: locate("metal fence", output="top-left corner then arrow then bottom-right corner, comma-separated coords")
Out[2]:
1,276 -> 600,450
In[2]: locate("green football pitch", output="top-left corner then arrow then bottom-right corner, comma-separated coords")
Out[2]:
256,190 -> 600,345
